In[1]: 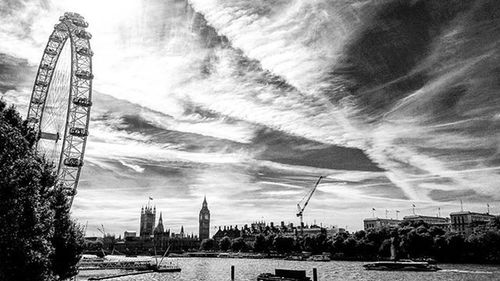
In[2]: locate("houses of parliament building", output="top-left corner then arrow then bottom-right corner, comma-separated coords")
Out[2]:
113,197 -> 210,254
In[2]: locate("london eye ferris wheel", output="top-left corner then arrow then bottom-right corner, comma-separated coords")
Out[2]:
26,12 -> 93,204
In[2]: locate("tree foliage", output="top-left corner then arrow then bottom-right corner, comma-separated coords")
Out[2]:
219,236 -> 231,251
200,238 -> 216,251
209,218 -> 500,263
230,237 -> 249,252
0,101 -> 84,281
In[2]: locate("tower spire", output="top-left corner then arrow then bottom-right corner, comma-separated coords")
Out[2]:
154,211 -> 164,234
202,195 -> 208,208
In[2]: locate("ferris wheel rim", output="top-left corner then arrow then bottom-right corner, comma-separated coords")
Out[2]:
26,12 -> 93,202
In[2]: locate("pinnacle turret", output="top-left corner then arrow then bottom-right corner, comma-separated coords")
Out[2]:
154,211 -> 164,234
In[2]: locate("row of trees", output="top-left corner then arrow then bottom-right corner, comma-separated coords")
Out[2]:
200,218 -> 500,263
0,101 -> 85,281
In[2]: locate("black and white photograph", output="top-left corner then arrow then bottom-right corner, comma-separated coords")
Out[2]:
1,0 -> 500,280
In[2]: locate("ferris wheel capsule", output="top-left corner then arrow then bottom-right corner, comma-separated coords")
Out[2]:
54,24 -> 67,31
75,70 -> 94,80
40,63 -> 53,71
45,48 -> 58,56
72,19 -> 89,28
35,80 -> 49,87
50,35 -> 65,43
64,12 -> 83,19
72,97 -> 93,107
64,157 -> 83,167
75,29 -> 92,39
77,47 -> 93,57
69,127 -> 89,137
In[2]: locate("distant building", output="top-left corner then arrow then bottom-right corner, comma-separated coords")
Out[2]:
213,225 -> 242,241
319,225 -> 341,236
154,224 -> 198,253
363,218 -> 402,231
251,221 -> 266,230
403,215 -> 450,229
124,231 -> 136,239
302,224 -> 326,236
140,205 -> 156,238
450,211 -> 496,236
118,206 -> 199,254
85,204 -> 203,255
199,196 -> 210,241
213,221 -> 296,241
213,221 -> 337,242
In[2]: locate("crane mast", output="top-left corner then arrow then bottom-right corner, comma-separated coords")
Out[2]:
296,176 -> 323,236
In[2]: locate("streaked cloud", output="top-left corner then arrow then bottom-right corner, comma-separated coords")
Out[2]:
1,0 -> 499,236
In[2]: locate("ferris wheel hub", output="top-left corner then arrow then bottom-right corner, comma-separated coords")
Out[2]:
39,131 -> 61,141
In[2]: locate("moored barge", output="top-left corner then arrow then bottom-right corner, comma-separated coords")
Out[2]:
258,269 -> 311,281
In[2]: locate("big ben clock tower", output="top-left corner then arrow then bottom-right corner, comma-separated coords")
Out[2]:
199,196 -> 210,241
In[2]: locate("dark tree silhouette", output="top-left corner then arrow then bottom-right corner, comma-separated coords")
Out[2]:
0,100 -> 84,281
200,238 -> 217,251
219,236 -> 231,251
210,217 -> 500,264
51,189 -> 84,279
230,237 -> 248,252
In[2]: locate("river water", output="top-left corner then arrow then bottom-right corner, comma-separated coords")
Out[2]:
77,257 -> 500,281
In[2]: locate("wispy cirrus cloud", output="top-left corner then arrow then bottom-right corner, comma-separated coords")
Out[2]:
2,0 -> 499,236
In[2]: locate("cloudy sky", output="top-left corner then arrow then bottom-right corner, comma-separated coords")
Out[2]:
1,0 -> 499,236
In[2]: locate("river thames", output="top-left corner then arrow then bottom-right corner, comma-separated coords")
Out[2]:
77,257 -> 500,281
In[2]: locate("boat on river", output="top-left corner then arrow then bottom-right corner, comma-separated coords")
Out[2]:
363,260 -> 441,271
149,263 -> 181,272
78,257 -> 151,270
257,269 -> 311,281
308,254 -> 330,262
363,237 -> 440,272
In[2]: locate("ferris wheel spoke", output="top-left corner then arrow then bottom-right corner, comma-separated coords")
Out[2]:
41,44 -> 71,138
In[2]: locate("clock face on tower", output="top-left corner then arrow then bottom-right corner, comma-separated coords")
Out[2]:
204,214 -> 209,220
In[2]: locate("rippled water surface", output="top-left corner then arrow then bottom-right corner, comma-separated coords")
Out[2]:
77,257 -> 500,281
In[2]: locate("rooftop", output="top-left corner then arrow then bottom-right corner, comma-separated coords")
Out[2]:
450,211 -> 495,216
363,217 -> 402,222
403,215 -> 448,220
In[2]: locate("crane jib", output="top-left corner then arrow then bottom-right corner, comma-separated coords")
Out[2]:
298,176 -> 324,213
297,176 -> 324,236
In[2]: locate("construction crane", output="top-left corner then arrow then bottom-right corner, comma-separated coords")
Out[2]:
296,176 -> 323,236
97,224 -> 106,237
